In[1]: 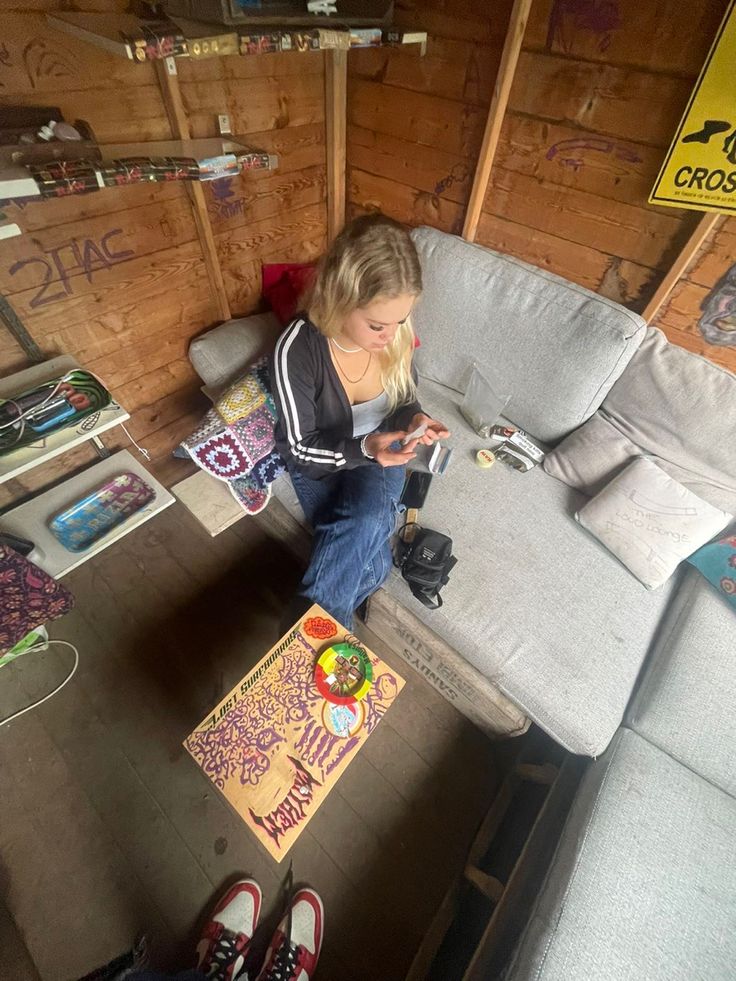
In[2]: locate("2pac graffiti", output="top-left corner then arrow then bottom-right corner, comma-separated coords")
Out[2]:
6,228 -> 135,308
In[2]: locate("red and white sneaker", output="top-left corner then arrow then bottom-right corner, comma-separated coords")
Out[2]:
196,878 -> 262,981
255,888 -> 324,981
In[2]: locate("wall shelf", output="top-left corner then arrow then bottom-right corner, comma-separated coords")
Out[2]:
0,137 -> 277,204
0,356 -> 129,485
0,449 -> 175,578
46,12 -> 427,61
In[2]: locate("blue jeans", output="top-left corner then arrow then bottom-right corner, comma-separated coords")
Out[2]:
289,461 -> 405,628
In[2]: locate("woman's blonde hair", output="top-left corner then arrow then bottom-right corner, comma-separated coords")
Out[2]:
304,213 -> 422,411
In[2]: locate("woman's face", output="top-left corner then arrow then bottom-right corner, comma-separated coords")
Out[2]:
341,293 -> 416,352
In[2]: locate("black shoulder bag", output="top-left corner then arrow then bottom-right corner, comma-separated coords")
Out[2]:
394,523 -> 457,609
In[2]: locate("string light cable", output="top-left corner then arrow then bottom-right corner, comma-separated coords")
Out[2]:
0,639 -> 79,728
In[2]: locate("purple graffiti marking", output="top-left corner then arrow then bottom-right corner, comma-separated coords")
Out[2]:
209,177 -> 245,221
434,162 -> 470,197
7,228 -> 135,309
699,263 -> 736,348
546,137 -> 642,171
547,0 -> 621,54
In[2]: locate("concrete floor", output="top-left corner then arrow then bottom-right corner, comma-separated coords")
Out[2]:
0,503 -> 504,981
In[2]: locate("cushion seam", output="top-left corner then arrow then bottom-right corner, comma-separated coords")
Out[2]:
530,738 -> 622,981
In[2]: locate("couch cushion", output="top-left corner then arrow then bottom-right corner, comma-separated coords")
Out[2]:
189,312 -> 282,392
575,458 -> 733,590
627,568 -> 736,797
543,410 -> 736,513
410,226 -> 646,443
274,378 -> 678,757
506,729 -> 736,981
601,327 -> 736,495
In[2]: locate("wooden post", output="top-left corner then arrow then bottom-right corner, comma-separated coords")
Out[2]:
155,58 -> 231,322
325,48 -> 347,242
462,0 -> 533,242
642,211 -> 721,323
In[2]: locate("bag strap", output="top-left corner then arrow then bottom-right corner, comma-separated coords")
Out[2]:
409,581 -> 444,609
394,520 -> 422,568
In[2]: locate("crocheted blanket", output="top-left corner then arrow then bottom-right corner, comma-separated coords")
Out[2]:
181,359 -> 286,515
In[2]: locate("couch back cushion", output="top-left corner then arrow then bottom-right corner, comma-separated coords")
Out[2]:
189,312 -> 282,393
410,226 -> 646,443
600,327 -> 736,495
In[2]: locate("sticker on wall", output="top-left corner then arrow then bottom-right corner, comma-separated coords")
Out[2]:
649,0 -> 736,213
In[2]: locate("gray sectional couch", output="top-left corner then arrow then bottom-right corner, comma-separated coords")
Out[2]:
189,226 -> 736,979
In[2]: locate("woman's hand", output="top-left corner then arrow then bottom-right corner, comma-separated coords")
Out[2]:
409,412 -> 451,445
364,431 -> 418,468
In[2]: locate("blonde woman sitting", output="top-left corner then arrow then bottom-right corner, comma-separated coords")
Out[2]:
272,214 -> 449,627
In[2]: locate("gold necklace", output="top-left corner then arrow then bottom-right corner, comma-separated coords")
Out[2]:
331,345 -> 372,384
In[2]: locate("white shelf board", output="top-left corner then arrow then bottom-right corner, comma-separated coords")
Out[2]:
0,356 -> 129,484
0,449 -> 174,578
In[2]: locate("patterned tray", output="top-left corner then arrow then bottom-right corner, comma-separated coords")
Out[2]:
49,472 -> 155,552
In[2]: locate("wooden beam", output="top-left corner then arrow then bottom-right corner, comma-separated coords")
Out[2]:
462,0 -> 533,242
642,211 -> 722,323
325,48 -> 347,242
155,58 -> 231,322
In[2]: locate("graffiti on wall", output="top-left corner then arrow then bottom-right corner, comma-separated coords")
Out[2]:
7,229 -> 135,308
700,264 -> 736,346
547,0 -> 621,54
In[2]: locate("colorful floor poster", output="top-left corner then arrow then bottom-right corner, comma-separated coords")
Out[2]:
184,604 -> 405,861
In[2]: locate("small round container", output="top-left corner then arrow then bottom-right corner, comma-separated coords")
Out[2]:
314,643 -> 373,704
475,449 -> 496,469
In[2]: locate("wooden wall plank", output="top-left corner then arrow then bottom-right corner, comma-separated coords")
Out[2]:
1,181 -> 183,235
642,213 -> 722,323
394,0 -> 514,45
485,167 -> 683,269
462,0 -> 534,240
524,0 -> 724,75
349,37 -> 501,105
348,78 -> 486,157
477,211 -> 655,306
495,115 -> 679,210
1,12 -> 158,94
349,169 -> 465,234
0,195 -> 197,297
685,215 -> 736,288
180,73 -> 324,139
325,48 -> 347,240
205,165 -> 326,234
508,51 -> 693,148
348,125 -> 472,205
155,59 -> 231,322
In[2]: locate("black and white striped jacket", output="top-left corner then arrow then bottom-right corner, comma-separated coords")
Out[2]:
272,316 -> 422,479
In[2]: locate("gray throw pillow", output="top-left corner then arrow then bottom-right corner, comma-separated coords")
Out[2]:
544,411 -> 736,513
576,458 -> 733,590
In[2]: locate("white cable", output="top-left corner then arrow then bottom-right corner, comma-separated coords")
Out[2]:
119,421 -> 151,460
0,639 -> 79,728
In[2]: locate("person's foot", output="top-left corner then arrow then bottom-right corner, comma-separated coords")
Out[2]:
255,888 -> 324,981
196,878 -> 262,981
